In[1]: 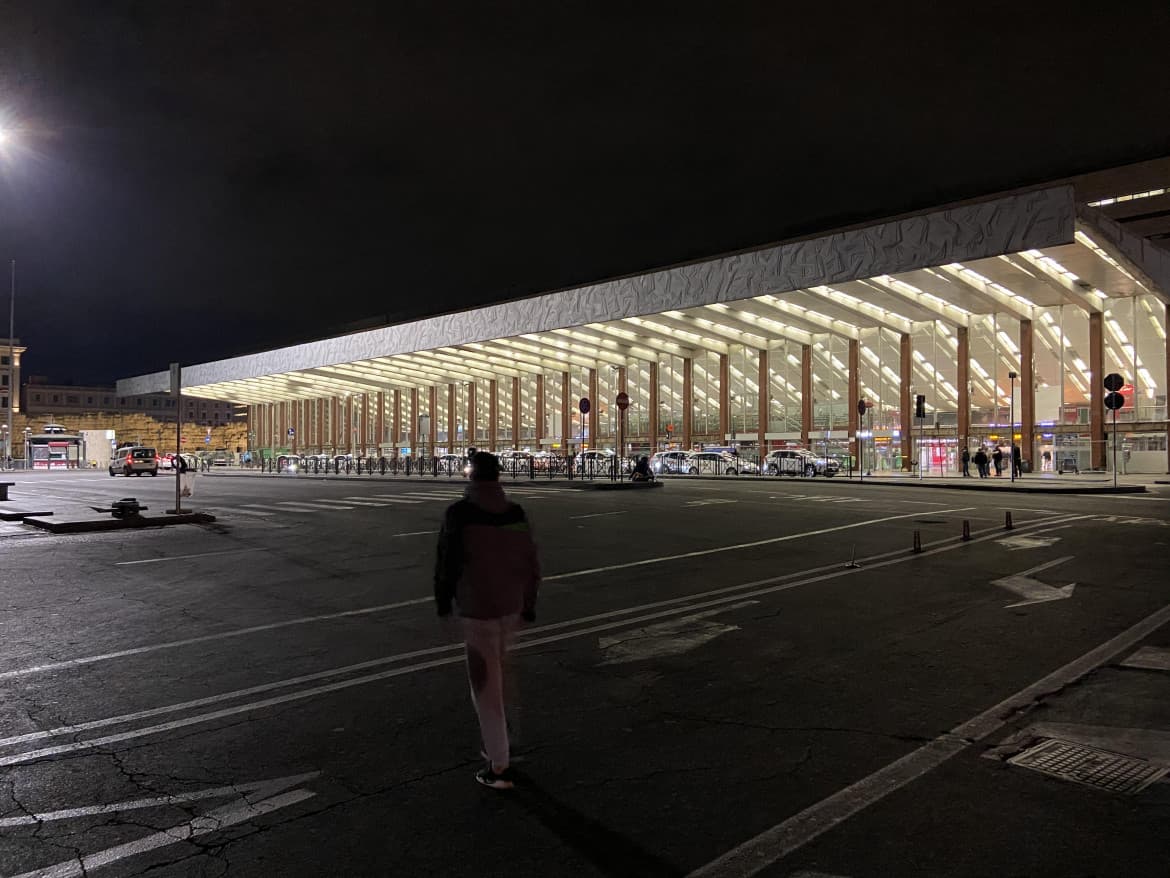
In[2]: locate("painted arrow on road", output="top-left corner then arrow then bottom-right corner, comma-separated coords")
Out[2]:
992,556 -> 1076,608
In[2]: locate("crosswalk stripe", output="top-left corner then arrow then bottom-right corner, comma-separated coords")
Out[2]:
277,501 -> 354,510
338,498 -> 393,507
241,504 -> 294,513
218,507 -> 274,517
367,495 -> 423,503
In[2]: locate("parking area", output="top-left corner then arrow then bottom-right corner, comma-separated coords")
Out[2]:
1,471 -> 1169,876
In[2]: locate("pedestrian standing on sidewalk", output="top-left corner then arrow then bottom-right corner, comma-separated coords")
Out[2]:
992,446 -> 1004,477
973,447 -> 989,478
960,447 -> 971,477
434,451 -> 541,790
1012,444 -> 1023,478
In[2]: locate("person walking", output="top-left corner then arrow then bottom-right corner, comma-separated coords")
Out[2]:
960,447 -> 971,477
973,447 -> 989,479
435,451 -> 541,790
1012,444 -> 1023,478
992,446 -> 1004,477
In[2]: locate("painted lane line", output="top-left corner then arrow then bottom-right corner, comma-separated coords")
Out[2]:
0,515 -> 1089,763
284,498 -> 357,507
569,511 -> 628,520
115,548 -> 265,567
390,530 -> 438,537
333,498 -> 392,506
544,507 -> 976,581
12,786 -> 318,878
214,507 -> 274,517
368,495 -> 423,503
687,598 -> 1170,878
0,772 -> 320,827
0,597 -> 434,681
1,512 -> 1083,682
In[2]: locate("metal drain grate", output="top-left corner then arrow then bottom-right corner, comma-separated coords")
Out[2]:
1008,738 -> 1170,794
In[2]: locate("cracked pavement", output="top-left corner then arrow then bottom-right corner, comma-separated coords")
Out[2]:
1,471 -> 1169,876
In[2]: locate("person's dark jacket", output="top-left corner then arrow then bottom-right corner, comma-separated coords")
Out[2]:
176,454 -> 189,474
434,482 -> 541,622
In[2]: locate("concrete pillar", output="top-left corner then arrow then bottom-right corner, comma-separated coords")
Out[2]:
718,353 -> 730,441
467,382 -> 477,447
648,361 -> 659,450
800,344 -> 812,448
758,349 -> 768,454
847,339 -> 860,463
957,326 -> 970,453
428,386 -> 438,455
1089,311 -> 1105,470
535,374 -> 545,444
511,376 -> 521,449
488,379 -> 498,451
682,357 -> 693,449
1020,318 -> 1035,469
409,388 -> 419,454
587,368 -> 599,448
900,333 -> 912,471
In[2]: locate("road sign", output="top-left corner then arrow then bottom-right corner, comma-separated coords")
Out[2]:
616,391 -> 630,411
857,398 -> 867,416
579,397 -> 590,414
666,423 -> 674,433
1103,373 -> 1125,392
204,436 -> 211,444
1104,392 -> 1125,411
287,427 -> 295,437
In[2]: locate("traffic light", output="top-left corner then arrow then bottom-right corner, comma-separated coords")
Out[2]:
915,394 -> 926,419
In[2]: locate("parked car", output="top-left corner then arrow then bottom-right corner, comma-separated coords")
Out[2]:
650,451 -> 693,474
765,449 -> 839,477
109,446 -> 159,477
211,449 -> 232,466
435,453 -> 468,476
687,450 -> 743,475
277,454 -> 302,473
575,449 -> 616,474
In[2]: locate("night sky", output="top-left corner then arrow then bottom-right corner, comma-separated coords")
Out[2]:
2,2 -> 1170,385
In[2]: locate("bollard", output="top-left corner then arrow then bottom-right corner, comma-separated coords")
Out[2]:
961,519 -> 971,541
912,530 -> 922,553
1004,510 -> 1014,530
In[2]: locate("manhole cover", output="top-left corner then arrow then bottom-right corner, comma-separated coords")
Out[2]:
1008,738 -> 1169,794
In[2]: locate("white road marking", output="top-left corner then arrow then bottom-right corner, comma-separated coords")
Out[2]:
0,772 -> 320,827
287,498 -> 358,507
544,507 -> 976,581
0,514 -> 1088,765
599,601 -> 758,665
276,501 -> 354,510
570,511 -> 628,520
115,548 -> 265,567
11,777 -> 318,878
1120,645 -> 1170,671
390,530 -> 438,537
368,495 -> 423,504
334,498 -> 392,506
996,534 -> 1062,550
0,597 -> 433,681
687,595 -> 1170,878
214,507 -> 273,517
684,498 -> 738,507
241,503 -> 297,512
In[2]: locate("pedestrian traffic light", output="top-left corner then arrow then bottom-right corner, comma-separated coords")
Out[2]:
915,394 -> 926,419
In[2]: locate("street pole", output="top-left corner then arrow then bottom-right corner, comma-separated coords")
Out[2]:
1008,371 -> 1018,483
1112,407 -> 1118,490
7,260 -> 14,468
171,362 -> 182,514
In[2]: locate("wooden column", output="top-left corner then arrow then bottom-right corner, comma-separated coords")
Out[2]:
1020,318 -> 1035,469
718,353 -> 730,440
466,382 -> 477,447
534,374 -> 545,445
1166,304 -> 1170,474
1089,311 -> 1105,470
847,339 -> 860,461
361,393 -> 369,452
588,368 -> 599,448
332,397 -> 341,451
682,357 -> 693,449
346,395 -> 355,453
376,392 -> 385,448
486,379 -> 497,451
409,388 -> 419,454
957,326 -> 970,454
447,383 -> 457,451
800,344 -> 812,448
758,349 -> 769,454
291,402 -> 299,454
648,361 -> 659,450
317,399 -> 325,451
560,372 -> 570,450
428,386 -> 438,454
392,389 -> 401,451
512,376 -> 521,449
900,333 -> 913,471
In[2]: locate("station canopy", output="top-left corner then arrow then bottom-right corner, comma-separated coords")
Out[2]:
118,186 -> 1169,416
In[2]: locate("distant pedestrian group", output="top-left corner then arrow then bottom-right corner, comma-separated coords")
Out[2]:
965,444 -> 1022,479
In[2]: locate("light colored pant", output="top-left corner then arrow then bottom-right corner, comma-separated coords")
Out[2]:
462,615 -> 518,770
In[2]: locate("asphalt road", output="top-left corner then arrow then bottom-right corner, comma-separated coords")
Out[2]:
1,470 -> 1168,877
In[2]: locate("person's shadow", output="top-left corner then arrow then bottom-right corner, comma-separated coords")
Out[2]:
506,769 -> 684,877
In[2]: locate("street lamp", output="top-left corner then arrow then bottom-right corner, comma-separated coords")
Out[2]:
1008,371 -> 1018,482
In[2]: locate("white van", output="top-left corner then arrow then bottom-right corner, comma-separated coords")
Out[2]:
109,446 -> 159,477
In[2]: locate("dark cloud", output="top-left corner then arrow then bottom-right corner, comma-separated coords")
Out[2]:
2,1 -> 1170,384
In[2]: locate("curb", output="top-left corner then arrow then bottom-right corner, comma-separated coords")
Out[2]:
22,512 -> 217,534
199,472 -> 656,490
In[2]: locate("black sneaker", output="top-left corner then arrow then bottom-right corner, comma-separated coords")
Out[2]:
475,764 -> 515,790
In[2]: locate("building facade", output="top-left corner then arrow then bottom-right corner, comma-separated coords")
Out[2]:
118,182 -> 1170,474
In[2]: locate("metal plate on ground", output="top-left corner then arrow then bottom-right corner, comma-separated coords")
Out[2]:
1008,738 -> 1169,794
1120,645 -> 1170,671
